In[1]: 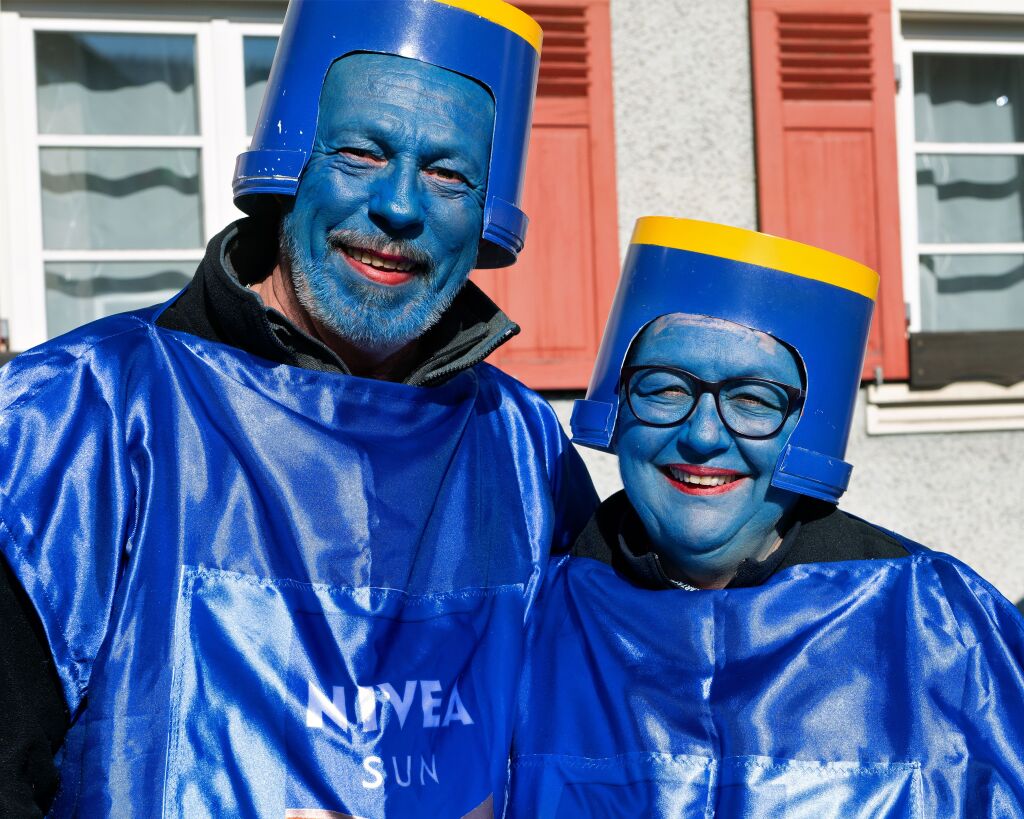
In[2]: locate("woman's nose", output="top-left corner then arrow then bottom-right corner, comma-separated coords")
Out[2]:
677,393 -> 732,455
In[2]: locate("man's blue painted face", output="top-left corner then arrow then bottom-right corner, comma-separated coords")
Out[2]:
614,314 -> 804,584
281,53 -> 495,353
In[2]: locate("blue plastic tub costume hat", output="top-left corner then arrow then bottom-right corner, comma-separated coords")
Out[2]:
571,217 -> 879,504
234,0 -> 540,268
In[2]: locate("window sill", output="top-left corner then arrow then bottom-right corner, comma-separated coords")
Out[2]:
866,381 -> 1024,435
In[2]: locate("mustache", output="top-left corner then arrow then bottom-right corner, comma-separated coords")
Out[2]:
327,228 -> 434,274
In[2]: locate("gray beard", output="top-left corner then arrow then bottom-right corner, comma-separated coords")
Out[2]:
280,225 -> 459,353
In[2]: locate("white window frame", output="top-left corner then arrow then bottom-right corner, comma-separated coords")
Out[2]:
0,12 -> 281,352
896,31 -> 1024,332
867,1 -> 1024,435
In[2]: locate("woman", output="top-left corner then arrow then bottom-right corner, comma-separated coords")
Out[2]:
508,218 -> 1024,817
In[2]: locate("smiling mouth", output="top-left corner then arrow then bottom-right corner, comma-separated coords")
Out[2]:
333,241 -> 426,286
662,465 -> 748,495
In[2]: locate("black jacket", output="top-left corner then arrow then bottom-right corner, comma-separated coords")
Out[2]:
573,490 -> 908,591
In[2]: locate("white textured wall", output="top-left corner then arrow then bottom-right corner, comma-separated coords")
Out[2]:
609,0 -> 758,251
842,398 -> 1024,605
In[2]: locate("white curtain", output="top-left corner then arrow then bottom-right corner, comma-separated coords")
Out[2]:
35,31 -> 197,136
914,53 -> 1024,331
244,36 -> 278,136
920,254 -> 1024,331
40,148 -> 202,251
44,262 -> 192,337
35,31 -> 202,337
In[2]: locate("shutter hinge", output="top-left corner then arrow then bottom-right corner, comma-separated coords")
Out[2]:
874,365 -> 884,386
0,318 -> 9,353
894,62 -> 902,92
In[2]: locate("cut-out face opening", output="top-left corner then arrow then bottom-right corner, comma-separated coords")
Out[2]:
280,52 -> 496,356
613,313 -> 806,587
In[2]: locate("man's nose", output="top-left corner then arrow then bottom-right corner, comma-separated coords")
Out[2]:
677,393 -> 732,455
369,159 -> 425,233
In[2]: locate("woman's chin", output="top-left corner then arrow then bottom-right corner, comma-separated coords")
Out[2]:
660,530 -> 752,573
661,520 -> 742,555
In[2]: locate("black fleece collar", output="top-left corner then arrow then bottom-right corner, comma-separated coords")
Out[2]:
572,490 -> 907,591
157,218 -> 520,385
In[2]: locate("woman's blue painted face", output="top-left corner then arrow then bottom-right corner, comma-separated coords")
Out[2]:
281,53 -> 495,354
614,315 -> 804,585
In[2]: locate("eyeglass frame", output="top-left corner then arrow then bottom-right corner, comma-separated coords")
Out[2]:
619,365 -> 806,441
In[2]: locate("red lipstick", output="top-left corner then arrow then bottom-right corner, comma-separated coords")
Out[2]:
340,247 -> 418,286
661,464 -> 748,496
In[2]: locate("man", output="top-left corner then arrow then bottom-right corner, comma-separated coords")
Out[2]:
0,2 -> 597,816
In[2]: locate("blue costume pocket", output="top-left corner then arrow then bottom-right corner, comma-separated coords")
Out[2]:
717,756 -> 923,818
164,567 -> 525,818
509,754 -> 922,818
509,753 -> 715,818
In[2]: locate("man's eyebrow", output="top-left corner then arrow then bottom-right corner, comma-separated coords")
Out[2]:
319,111 -> 405,143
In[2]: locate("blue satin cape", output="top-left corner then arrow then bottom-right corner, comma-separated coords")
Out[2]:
0,304 -> 597,817
509,538 -> 1024,817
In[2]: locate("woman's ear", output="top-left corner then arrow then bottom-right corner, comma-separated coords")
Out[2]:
609,383 -> 631,455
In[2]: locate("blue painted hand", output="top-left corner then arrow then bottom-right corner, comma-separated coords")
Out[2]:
614,314 -> 805,588
281,53 -> 496,359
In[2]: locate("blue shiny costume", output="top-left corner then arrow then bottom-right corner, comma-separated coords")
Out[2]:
0,304 -> 595,817
510,217 -> 1024,816
508,531 -> 1024,816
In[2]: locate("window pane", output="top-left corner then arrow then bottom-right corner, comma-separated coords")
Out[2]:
244,37 -> 278,136
35,31 -> 197,136
914,53 -> 1024,143
917,154 -> 1024,244
920,254 -> 1024,331
45,261 -> 193,338
40,148 -> 203,250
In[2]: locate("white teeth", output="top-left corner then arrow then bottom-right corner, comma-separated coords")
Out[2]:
347,245 -> 414,273
667,467 -> 739,487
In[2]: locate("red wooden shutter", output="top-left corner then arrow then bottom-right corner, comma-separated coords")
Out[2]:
751,0 -> 908,380
472,0 -> 619,389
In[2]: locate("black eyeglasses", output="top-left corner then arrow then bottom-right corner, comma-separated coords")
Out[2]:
621,365 -> 805,440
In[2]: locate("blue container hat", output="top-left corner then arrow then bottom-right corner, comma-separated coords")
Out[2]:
233,0 -> 542,268
571,217 -> 879,504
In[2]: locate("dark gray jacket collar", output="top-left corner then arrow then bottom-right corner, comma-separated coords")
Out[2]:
157,217 -> 520,386
572,490 -> 907,590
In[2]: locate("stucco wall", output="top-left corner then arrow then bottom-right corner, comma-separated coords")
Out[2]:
609,0 -> 758,249
841,399 -> 1024,605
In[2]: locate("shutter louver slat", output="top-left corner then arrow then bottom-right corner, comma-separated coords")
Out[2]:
778,12 -> 873,100
476,1 -> 618,388
751,0 -> 909,381
521,5 -> 589,97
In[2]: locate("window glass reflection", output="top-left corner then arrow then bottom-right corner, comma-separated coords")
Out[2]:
916,154 -> 1024,244
45,261 -> 193,337
914,53 -> 1024,143
244,37 -> 279,136
920,254 -> 1024,331
35,31 -> 198,136
40,148 -> 203,250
